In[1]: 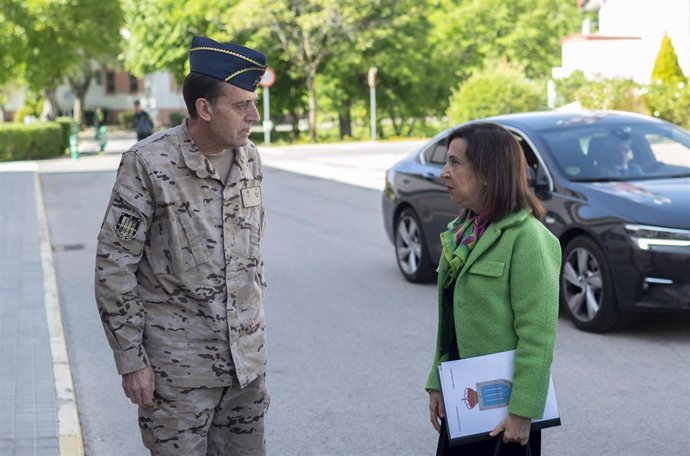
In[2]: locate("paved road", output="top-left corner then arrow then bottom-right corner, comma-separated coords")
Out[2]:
40,147 -> 690,455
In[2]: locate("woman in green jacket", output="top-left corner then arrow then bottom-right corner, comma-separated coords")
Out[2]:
427,123 -> 561,456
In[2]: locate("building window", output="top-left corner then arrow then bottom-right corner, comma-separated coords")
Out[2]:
129,75 -> 139,93
95,70 -> 102,86
105,71 -> 115,94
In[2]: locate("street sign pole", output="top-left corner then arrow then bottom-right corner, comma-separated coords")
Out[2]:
263,86 -> 271,145
368,67 -> 377,142
259,67 -> 276,146
370,87 -> 376,142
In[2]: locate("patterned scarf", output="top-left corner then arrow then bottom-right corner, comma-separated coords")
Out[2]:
440,209 -> 490,289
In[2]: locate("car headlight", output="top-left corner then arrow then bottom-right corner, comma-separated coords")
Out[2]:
625,224 -> 690,250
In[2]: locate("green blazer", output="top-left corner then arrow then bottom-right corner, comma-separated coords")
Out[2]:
426,209 -> 561,419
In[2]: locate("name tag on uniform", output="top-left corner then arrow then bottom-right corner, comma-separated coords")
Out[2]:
240,186 -> 262,208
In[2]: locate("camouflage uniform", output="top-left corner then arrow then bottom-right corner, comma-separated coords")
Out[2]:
95,122 -> 268,454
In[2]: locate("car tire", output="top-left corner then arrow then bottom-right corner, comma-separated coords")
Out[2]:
560,235 -> 629,332
394,208 -> 436,284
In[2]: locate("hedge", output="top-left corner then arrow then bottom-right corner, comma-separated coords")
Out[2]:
0,122 -> 68,162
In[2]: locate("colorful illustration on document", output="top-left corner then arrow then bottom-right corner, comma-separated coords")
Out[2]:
462,379 -> 512,411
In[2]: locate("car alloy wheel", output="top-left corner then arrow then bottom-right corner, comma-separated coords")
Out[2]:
560,235 -> 628,332
394,208 -> 435,283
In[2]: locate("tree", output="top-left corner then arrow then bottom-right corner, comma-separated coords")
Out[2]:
221,0 -> 367,141
318,0 -> 447,139
431,0 -> 581,82
447,64 -> 544,124
20,0 -> 124,122
651,34 -> 685,83
121,0 -> 225,84
0,2 -> 30,121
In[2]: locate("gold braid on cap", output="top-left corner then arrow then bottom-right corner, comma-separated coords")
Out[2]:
225,67 -> 265,82
190,46 -> 266,68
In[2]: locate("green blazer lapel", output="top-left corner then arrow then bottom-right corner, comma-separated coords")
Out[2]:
458,209 -> 531,279
459,225 -> 501,278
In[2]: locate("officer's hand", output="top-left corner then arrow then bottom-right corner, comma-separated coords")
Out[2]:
428,390 -> 445,433
490,412 -> 531,446
122,366 -> 155,408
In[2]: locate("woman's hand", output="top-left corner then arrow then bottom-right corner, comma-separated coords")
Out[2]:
428,390 -> 445,433
489,413 -> 531,445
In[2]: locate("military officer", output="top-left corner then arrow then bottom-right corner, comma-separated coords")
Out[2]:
95,36 -> 269,456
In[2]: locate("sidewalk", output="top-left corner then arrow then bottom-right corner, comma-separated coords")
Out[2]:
0,172 -> 60,456
0,133 -> 420,456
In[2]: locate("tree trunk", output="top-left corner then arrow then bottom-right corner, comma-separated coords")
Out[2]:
338,99 -> 352,139
73,97 -> 83,125
288,109 -> 300,140
405,118 -> 416,137
389,109 -> 403,136
68,72 -> 93,125
306,74 -> 317,141
40,89 -> 59,121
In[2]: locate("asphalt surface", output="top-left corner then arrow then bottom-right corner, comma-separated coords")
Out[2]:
40,158 -> 690,456
1,129 -> 685,455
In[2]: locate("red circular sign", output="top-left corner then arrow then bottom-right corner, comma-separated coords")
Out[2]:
259,67 -> 276,88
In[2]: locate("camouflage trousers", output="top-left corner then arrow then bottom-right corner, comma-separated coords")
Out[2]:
138,375 -> 268,456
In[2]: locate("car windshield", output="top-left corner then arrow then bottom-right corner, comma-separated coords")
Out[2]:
539,121 -> 690,182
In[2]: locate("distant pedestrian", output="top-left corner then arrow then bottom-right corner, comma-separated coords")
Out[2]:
95,36 -> 269,456
426,123 -> 561,456
133,100 -> 154,141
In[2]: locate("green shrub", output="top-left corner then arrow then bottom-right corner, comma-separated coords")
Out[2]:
644,80 -> 690,128
553,70 -> 588,106
0,122 -> 65,162
576,77 -> 642,112
447,65 -> 544,123
651,34 -> 685,83
55,116 -> 75,153
169,112 -> 185,126
119,111 -> 134,128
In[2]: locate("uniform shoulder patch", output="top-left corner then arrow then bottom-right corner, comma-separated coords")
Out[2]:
115,213 -> 141,241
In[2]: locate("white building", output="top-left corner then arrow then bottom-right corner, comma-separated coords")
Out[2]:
554,0 -> 690,82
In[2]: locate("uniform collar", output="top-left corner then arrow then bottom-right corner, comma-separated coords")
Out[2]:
177,121 -> 213,179
177,121 -> 255,182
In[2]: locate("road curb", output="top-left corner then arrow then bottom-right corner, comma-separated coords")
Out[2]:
34,173 -> 85,456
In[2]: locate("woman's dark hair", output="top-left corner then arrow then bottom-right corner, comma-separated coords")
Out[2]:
445,122 -> 545,222
182,72 -> 226,118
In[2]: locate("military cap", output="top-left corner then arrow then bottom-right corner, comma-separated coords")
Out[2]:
189,36 -> 267,91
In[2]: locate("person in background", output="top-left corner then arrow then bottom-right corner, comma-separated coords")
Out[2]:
133,100 -> 154,141
95,36 -> 269,456
426,123 -> 561,456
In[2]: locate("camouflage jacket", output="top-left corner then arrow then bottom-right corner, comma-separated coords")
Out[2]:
95,123 -> 267,388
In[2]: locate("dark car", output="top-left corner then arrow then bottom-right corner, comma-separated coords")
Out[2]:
382,111 -> 690,332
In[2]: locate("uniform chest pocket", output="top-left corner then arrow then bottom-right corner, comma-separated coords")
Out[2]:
468,260 -> 505,278
149,211 -> 209,275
